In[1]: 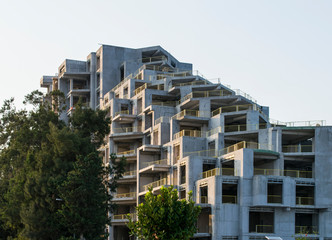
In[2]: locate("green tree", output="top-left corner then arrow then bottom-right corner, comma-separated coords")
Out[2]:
0,92 -> 125,240
127,186 -> 201,240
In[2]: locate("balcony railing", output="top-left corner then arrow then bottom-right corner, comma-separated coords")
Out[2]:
117,150 -> 135,156
112,126 -> 142,134
219,141 -> 247,155
282,145 -> 313,153
185,149 -> 217,158
123,170 -> 137,177
223,195 -> 237,204
154,116 -> 170,125
254,168 -> 282,176
270,119 -> 326,127
172,109 -> 200,119
113,213 -> 136,221
141,55 -> 167,63
296,197 -> 314,205
267,195 -> 282,204
183,141 -> 273,160
224,123 -> 268,132
133,83 -> 148,96
179,90 -> 232,104
284,169 -> 312,178
254,168 -> 312,178
152,101 -> 177,107
114,110 -> 130,116
201,168 -> 234,179
172,80 -> 209,88
205,127 -> 222,137
142,159 -> 169,168
211,104 -> 259,117
173,130 -> 202,139
234,89 -> 257,103
200,196 -> 208,204
114,192 -> 136,199
295,226 -> 318,234
255,225 -> 273,233
155,71 -> 192,80
143,178 -> 167,192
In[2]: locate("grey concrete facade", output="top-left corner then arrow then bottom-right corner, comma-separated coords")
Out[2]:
41,44 -> 332,240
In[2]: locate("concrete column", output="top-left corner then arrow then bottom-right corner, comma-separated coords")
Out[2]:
283,177 -> 295,207
210,115 -> 224,131
90,52 -> 96,109
199,99 -> 211,118
187,156 -> 203,193
170,118 -> 180,141
246,110 -> 259,131
69,78 -> 73,91
252,175 -> 267,205
70,95 -> 73,108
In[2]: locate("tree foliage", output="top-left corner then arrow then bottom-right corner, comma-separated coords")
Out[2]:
0,91 -> 124,240
127,186 -> 201,240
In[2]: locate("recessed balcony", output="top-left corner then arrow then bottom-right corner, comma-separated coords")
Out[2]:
172,109 -> 210,123
111,126 -> 143,141
201,168 -> 234,179
112,192 -> 137,205
111,213 -> 136,226
141,178 -> 167,193
140,159 -> 170,174
118,170 -> 137,184
282,144 -> 314,153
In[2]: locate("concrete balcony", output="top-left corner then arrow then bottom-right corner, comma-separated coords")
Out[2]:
282,145 -> 314,154
116,150 -> 137,163
112,110 -> 136,123
111,213 -> 136,226
172,109 -> 210,123
139,159 -> 170,174
211,104 -> 262,117
141,178 -> 168,194
201,168 -> 235,179
296,196 -> 314,206
111,126 -> 143,141
295,226 -> 318,234
173,130 -> 203,139
224,123 -> 268,133
112,192 -> 136,205
254,225 -> 273,233
118,170 -> 137,184
254,168 -> 313,179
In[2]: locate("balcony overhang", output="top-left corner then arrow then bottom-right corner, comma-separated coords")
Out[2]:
112,114 -> 136,123
110,132 -> 143,142
192,233 -> 211,238
177,115 -> 210,124
111,197 -> 136,205
117,175 -> 137,184
139,144 -> 161,152
60,72 -> 90,80
139,164 -> 170,174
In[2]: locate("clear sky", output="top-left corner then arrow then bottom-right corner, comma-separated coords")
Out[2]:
0,0 -> 331,124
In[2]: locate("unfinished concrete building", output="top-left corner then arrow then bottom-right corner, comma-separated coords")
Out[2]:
40,44 -> 332,240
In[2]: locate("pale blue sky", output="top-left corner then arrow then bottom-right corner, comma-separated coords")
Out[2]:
0,0 -> 331,124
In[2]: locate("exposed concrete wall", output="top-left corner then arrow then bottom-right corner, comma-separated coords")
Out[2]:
40,44 -> 332,240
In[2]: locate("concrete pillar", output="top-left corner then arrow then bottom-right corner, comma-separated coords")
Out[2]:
170,118 -> 180,141
187,156 -> 203,193
283,177 -> 295,207
69,78 -> 73,90
252,175 -> 267,205
246,110 -> 259,131
199,99 -> 211,118
90,52 -> 96,109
